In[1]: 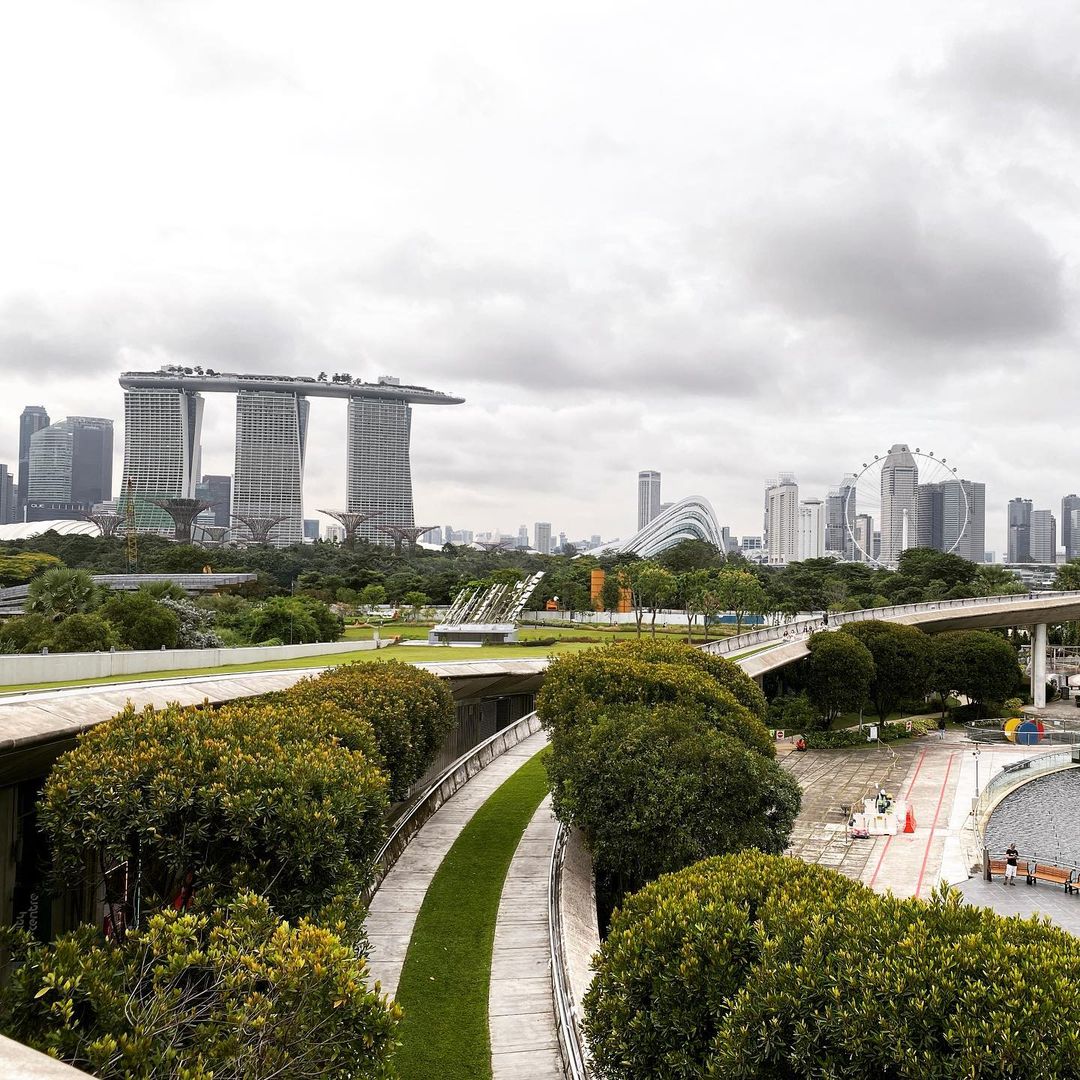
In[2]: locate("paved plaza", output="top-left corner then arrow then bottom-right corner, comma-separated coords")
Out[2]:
782,731 -> 1080,934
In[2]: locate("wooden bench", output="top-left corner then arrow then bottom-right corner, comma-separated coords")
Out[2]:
1026,863 -> 1075,891
987,858 -> 1009,880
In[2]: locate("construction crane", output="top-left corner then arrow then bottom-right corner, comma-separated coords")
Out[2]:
124,477 -> 138,573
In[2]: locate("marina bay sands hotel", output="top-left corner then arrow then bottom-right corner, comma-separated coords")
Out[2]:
119,368 -> 464,546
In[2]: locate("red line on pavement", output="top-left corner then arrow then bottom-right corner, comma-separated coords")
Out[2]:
903,748 -> 927,800
913,750 -> 957,899
867,748 -> 926,890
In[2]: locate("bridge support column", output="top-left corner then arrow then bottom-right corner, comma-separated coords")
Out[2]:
1031,623 -> 1048,709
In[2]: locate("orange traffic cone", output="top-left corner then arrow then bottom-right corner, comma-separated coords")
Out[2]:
903,807 -> 916,834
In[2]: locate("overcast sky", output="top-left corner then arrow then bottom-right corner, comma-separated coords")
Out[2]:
1,1 -> 1078,552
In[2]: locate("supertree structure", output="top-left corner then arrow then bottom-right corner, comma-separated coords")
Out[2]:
317,509 -> 383,547
231,513 -> 289,544
149,498 -> 214,544
378,524 -> 437,556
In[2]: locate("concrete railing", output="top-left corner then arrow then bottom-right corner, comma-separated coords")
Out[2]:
0,638 -> 382,688
973,746 -> 1080,838
362,711 -> 543,903
550,824 -> 596,1079
702,591 -> 1080,660
0,1034 -> 88,1076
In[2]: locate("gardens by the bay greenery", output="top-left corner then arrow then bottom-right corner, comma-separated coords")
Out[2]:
1,531 -> 1064,657
0,660 -> 455,1078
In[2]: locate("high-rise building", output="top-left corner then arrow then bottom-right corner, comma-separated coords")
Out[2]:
854,514 -> 874,562
233,390 -> 309,547
798,499 -> 825,560
825,474 -> 856,560
764,473 -> 799,563
0,465 -> 15,524
534,522 -> 552,555
879,443 -> 918,566
516,524 -> 529,549
324,524 -> 345,543
420,527 -> 442,544
638,470 -> 661,530
121,386 -> 204,532
1030,509 -> 1056,563
346,390 -> 414,542
195,475 -> 232,529
17,406 -> 50,520
741,535 -> 763,551
916,482 -> 945,551
303,519 -> 320,541
1007,498 -> 1033,563
944,479 -> 985,564
1062,495 -> 1080,560
26,416 -> 113,520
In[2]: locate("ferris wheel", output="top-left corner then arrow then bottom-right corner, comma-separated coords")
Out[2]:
843,446 -> 970,567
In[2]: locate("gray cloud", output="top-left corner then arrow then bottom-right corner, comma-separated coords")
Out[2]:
728,189 -> 1065,348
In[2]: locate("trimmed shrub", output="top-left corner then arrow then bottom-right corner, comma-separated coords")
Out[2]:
40,699 -> 389,923
586,852 -> 1080,1080
0,893 -> 399,1080
546,704 -> 800,891
538,649 -> 773,759
286,660 -> 456,799
608,639 -> 768,720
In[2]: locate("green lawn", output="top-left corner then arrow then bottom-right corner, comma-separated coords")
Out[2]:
392,750 -> 550,1080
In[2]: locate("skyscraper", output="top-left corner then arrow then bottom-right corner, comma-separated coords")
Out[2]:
195,475 -> 232,529
854,514 -> 874,562
879,444 -> 918,566
916,482 -> 945,551
26,417 -> 113,520
0,465 -> 15,525
944,479 -> 985,564
233,390 -> 309,547
825,474 -> 856,560
798,498 -> 825,560
1007,498 -> 1033,563
534,522 -> 552,555
638,471 -> 661,530
516,524 -> 529,549
121,386 -> 204,532
1030,509 -> 1056,563
1062,494 -> 1080,560
346,389 -> 414,542
17,406 -> 50,520
764,473 -> 799,563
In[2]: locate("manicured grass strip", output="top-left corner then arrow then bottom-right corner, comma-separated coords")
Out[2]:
393,749 -> 551,1080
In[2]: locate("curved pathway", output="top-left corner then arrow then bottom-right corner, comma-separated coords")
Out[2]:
489,795 -> 561,1079
365,729 -> 549,999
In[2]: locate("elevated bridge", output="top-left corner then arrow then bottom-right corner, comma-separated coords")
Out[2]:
706,590 -> 1080,705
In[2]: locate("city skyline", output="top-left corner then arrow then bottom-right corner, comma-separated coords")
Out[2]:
5,4 -> 1080,549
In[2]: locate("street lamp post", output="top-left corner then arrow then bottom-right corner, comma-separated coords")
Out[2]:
972,746 -> 982,799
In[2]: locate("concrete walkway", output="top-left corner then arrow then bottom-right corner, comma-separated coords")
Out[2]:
365,730 -> 549,998
489,796 -> 561,1080
783,733 -> 1080,932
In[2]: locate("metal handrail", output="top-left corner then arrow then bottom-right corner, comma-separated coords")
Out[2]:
549,822 -> 590,1080
361,711 -> 543,903
701,589 -> 1080,659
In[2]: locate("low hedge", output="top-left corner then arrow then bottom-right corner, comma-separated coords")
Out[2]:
802,716 -> 934,749
0,893 -> 399,1080
585,852 -> 1080,1079
41,699 -> 390,924
538,648 -> 773,758
286,660 -> 456,799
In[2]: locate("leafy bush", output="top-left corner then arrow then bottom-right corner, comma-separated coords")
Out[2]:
286,661 -> 456,799
40,699 -> 389,923
546,704 -> 800,892
0,893 -> 399,1080
522,635 -> 559,647
766,692 -> 822,732
585,852 -> 1080,1080
47,612 -> 119,653
0,613 -> 55,654
242,595 -> 344,645
100,591 -> 180,650
0,551 -> 63,587
608,639 -> 768,720
158,596 -> 224,648
538,647 -> 773,758
802,727 -> 867,748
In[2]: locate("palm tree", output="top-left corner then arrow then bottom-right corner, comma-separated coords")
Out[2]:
973,565 -> 1024,597
26,568 -> 101,621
